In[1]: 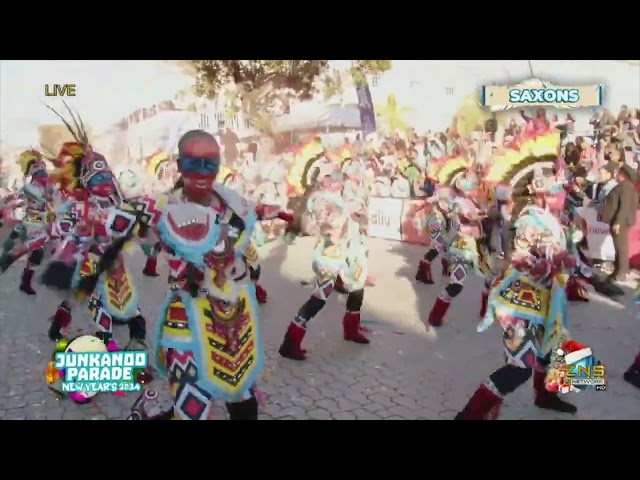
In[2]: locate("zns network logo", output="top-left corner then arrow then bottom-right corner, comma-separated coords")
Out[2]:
556,342 -> 606,394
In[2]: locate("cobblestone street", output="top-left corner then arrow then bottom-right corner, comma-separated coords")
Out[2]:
1,236 -> 639,420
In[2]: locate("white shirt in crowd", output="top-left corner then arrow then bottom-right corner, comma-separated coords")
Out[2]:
381,155 -> 396,173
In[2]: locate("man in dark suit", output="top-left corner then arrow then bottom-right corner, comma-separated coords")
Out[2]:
600,164 -> 639,282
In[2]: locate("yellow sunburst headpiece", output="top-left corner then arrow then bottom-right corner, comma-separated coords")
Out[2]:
485,130 -> 560,187
286,138 -> 326,196
432,155 -> 470,186
16,149 -> 45,177
146,150 -> 169,178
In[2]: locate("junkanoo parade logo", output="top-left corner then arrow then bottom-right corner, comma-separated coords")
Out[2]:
46,335 -> 148,403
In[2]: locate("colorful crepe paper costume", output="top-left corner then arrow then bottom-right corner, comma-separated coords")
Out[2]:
106,130 -> 292,420
0,149 -> 56,295
39,105 -> 148,350
455,205 -> 578,419
418,156 -> 495,327
278,167 -> 371,361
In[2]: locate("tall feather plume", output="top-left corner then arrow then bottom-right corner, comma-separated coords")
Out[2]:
75,109 -> 89,144
42,102 -> 80,143
62,100 -> 89,144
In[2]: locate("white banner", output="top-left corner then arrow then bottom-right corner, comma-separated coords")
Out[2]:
574,206 -> 615,261
368,197 -> 403,241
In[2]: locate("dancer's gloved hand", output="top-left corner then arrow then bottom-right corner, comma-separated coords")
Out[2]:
476,316 -> 494,333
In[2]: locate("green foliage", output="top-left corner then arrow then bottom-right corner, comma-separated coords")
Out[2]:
375,94 -> 414,135
183,60 -> 329,101
180,60 -> 392,134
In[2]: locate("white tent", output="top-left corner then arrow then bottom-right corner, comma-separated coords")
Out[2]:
273,103 -> 361,133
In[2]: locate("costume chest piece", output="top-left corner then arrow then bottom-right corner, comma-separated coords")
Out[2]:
159,201 -> 239,267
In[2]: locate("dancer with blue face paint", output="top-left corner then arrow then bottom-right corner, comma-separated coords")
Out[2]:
66,130 -> 294,420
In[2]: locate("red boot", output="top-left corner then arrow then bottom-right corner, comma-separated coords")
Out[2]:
415,260 -> 434,284
533,370 -> 577,413
479,292 -> 488,318
19,268 -> 36,295
454,383 -> 503,420
343,312 -> 370,344
255,284 -> 268,304
441,258 -> 449,276
427,297 -> 450,327
334,276 -> 349,294
48,302 -> 72,341
566,276 -> 588,302
278,322 -> 307,360
142,256 -> 159,277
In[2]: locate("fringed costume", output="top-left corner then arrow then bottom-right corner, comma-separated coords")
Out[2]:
455,130 -> 582,420
111,130 -> 293,420
38,104 -> 148,350
421,155 -> 493,327
0,150 -> 56,295
415,156 -> 469,287
278,165 -> 371,361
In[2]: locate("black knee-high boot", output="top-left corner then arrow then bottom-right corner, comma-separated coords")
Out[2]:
226,396 -> 259,420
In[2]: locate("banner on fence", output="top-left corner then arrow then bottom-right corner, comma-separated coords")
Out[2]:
574,206 -> 640,267
401,199 -> 431,245
367,197 -> 403,241
367,200 -> 640,268
575,207 -> 615,261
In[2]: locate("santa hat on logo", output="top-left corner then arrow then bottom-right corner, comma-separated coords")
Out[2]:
546,339 -> 591,394
559,340 -> 591,365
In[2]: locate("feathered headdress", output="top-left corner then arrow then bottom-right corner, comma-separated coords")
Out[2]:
429,155 -> 470,187
16,149 -> 46,177
43,101 -> 91,194
146,150 -> 169,179
286,138 -> 327,196
484,130 -> 561,189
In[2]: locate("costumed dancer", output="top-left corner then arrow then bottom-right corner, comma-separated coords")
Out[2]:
0,150 -> 55,295
425,168 -> 493,327
141,150 -> 174,278
278,169 -> 370,361
110,130 -> 292,420
528,163 -> 591,302
336,153 -> 373,292
40,105 -> 148,348
414,158 -> 465,285
455,197 -> 578,419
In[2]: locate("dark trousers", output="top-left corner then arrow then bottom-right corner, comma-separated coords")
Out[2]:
611,226 -> 630,278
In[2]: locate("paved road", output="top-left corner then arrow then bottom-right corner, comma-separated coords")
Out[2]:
1,235 -> 639,420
